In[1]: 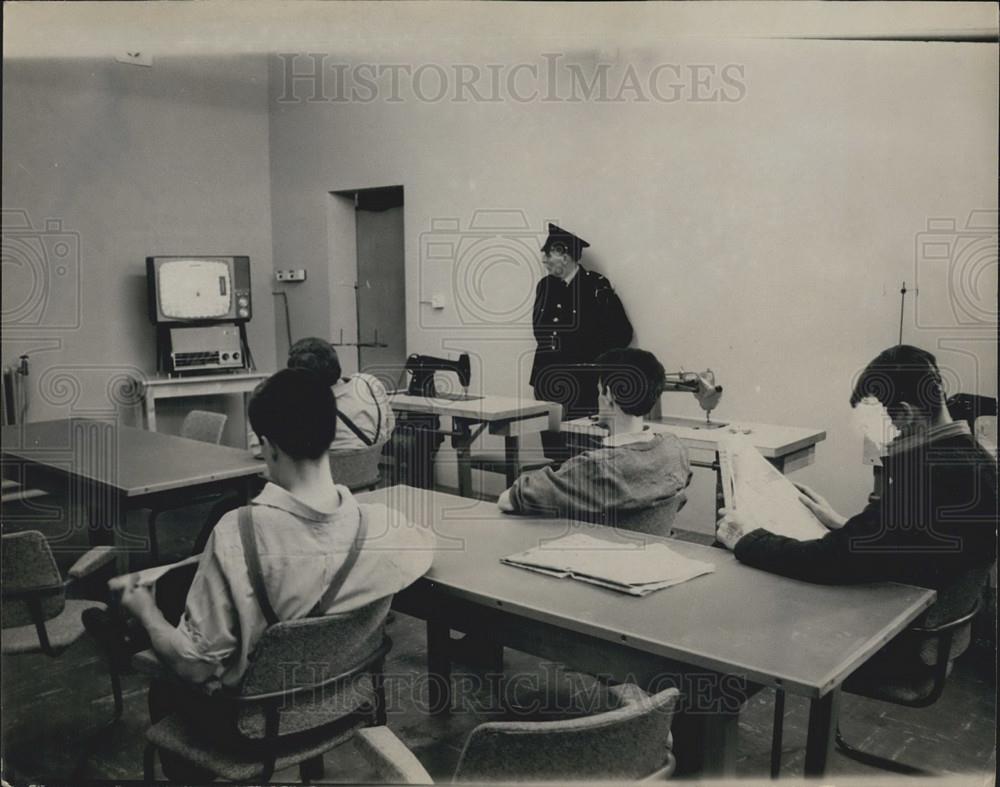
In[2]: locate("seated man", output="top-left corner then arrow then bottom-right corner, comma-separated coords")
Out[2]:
113,369 -> 432,775
250,337 -> 395,455
498,347 -> 691,532
718,344 -> 997,588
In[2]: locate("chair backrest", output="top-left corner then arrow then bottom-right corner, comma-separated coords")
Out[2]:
452,685 -> 680,782
328,445 -> 382,491
234,596 -> 392,739
1,530 -> 65,628
180,410 -> 228,444
845,566 -> 989,707
912,566 -> 989,666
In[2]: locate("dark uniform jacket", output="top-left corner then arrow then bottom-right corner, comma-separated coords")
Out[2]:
734,423 -> 997,589
530,266 -> 633,418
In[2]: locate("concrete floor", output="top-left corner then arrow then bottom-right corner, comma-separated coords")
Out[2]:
2,496 -> 996,783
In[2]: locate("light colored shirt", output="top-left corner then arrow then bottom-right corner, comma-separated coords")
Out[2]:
175,482 -> 433,688
331,373 -> 396,451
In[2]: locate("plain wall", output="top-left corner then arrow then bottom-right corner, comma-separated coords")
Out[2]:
266,37 -> 998,531
2,55 -> 277,444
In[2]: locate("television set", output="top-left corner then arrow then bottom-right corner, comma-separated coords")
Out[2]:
146,256 -> 252,325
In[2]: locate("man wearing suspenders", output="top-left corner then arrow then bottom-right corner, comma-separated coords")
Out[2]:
112,370 -> 432,778
286,337 -> 395,452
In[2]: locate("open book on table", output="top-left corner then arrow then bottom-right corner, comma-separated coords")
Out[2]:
501,533 -> 715,597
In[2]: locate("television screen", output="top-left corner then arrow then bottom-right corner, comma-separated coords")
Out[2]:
158,259 -> 232,320
146,255 -> 252,324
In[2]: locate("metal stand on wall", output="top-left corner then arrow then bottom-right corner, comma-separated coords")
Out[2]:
330,327 -> 388,372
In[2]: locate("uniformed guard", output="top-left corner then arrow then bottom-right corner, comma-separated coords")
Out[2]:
530,223 -> 633,460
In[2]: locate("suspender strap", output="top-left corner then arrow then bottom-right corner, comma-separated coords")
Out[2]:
335,376 -> 382,447
239,503 -> 368,623
337,411 -> 375,446
309,509 -> 368,616
237,505 -> 279,627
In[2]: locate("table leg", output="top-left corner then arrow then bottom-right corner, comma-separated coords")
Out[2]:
453,419 -> 473,499
671,707 -> 740,777
88,491 -> 130,573
143,393 -> 157,433
804,689 -> 840,777
427,620 -> 452,716
504,435 -> 519,487
714,451 -> 724,521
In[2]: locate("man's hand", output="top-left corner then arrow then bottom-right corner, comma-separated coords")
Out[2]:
716,507 -> 754,550
116,576 -> 219,685
497,488 -> 515,513
119,579 -> 158,624
794,482 -> 847,530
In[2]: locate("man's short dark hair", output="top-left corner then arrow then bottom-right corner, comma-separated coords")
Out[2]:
850,344 -> 945,416
248,369 -> 337,460
595,347 -> 666,417
287,337 -> 341,386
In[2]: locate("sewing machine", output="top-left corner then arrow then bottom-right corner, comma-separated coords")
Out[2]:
405,353 -> 479,400
658,369 -> 725,429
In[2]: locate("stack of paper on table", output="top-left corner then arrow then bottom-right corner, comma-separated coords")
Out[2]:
501,533 -> 715,596
718,434 -> 827,541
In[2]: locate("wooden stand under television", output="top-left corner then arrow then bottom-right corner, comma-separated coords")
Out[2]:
135,371 -> 270,447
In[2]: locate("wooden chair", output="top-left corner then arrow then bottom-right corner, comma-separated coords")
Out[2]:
1,531 -> 123,717
139,597 -> 392,783
353,683 -> 681,783
180,409 -> 228,445
769,568 -> 988,777
329,444 -> 383,492
146,410 -> 228,562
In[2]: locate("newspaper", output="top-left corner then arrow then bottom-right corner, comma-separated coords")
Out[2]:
719,434 -> 827,541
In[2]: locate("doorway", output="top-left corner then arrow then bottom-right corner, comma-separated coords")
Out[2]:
328,186 -> 406,386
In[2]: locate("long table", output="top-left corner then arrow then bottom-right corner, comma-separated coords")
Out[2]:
1,418 -> 264,565
388,392 -> 559,496
359,485 -> 935,778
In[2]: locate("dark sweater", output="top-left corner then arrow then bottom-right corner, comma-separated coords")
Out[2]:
734,426 -> 997,588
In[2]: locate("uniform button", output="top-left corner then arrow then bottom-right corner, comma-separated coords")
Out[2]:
556,303 -> 562,309
553,318 -> 559,323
